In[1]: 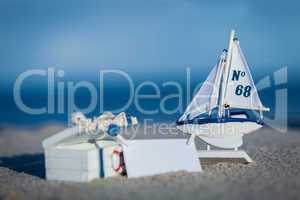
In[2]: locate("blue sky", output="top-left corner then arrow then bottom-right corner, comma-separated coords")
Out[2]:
0,0 -> 299,79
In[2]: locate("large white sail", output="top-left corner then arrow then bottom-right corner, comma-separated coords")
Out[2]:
224,40 -> 269,111
179,56 -> 224,122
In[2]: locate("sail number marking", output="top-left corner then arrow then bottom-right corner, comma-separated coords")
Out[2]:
232,70 -> 251,97
232,70 -> 246,81
235,85 -> 251,97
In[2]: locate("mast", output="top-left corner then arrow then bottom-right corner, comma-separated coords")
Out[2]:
208,52 -> 225,117
218,29 -> 235,118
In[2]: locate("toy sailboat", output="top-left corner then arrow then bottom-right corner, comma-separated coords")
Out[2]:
177,30 -> 269,161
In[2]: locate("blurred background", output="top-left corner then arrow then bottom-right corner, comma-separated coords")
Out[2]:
0,0 -> 298,128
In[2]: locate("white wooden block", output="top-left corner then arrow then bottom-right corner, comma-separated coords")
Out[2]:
123,139 -> 201,178
45,140 -> 121,181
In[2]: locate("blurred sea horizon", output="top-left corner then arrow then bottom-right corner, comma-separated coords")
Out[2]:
0,66 -> 297,129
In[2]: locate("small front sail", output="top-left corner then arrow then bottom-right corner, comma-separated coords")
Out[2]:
178,57 -> 224,122
224,41 -> 269,111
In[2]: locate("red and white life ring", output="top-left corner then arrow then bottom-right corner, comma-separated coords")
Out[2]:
111,146 -> 126,174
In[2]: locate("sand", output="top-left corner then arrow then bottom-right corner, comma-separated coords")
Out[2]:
0,124 -> 299,200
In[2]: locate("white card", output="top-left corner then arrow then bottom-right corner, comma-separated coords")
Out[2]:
122,139 -> 201,178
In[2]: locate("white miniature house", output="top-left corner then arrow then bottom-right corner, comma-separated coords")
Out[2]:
43,127 -> 123,182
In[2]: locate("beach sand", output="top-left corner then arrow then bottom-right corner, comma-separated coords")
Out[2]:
0,124 -> 299,200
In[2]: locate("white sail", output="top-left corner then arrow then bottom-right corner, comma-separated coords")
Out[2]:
224,40 -> 269,111
179,56 -> 224,122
